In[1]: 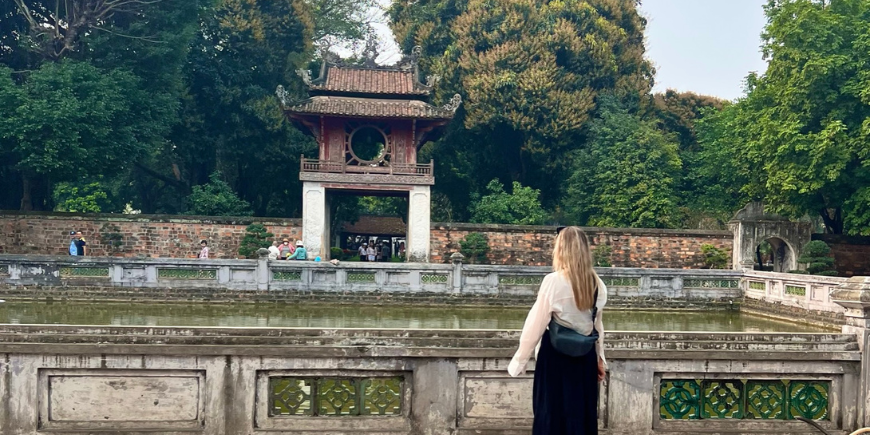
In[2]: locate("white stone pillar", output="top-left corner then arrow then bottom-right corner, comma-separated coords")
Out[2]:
302,182 -> 328,260
407,185 -> 431,263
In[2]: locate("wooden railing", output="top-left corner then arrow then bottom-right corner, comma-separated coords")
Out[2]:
300,157 -> 433,176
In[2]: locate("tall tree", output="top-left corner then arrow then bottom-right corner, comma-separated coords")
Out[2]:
390,0 -> 654,211
564,96 -> 681,228
699,0 -> 870,234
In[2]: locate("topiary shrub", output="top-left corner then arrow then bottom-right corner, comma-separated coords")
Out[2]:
459,232 -> 490,264
592,244 -> 612,267
330,247 -> 345,261
798,240 -> 837,276
238,224 -> 274,258
701,244 -> 729,269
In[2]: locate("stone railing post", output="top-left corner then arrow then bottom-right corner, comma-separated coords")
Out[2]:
256,248 -> 270,291
450,252 -> 464,294
831,276 -> 870,427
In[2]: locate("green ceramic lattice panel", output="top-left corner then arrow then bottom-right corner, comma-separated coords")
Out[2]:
0,265 -> 8,277
603,277 -> 640,287
347,272 -> 376,283
421,274 -> 448,284
361,378 -> 402,415
748,281 -> 766,291
158,268 -> 216,280
683,279 -> 739,289
701,380 -> 743,419
269,376 -> 402,417
788,381 -> 828,420
273,271 -> 302,281
746,381 -> 785,419
499,275 -> 544,286
660,379 -> 829,422
660,380 -> 701,420
270,378 -> 313,416
785,285 -> 806,296
59,267 -> 110,278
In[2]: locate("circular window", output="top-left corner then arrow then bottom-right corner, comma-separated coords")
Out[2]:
349,126 -> 388,163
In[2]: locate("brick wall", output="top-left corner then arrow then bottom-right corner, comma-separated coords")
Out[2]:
813,234 -> 870,277
431,223 -> 734,268
0,211 -> 301,259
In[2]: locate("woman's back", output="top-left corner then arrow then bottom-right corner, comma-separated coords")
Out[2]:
547,272 -> 607,336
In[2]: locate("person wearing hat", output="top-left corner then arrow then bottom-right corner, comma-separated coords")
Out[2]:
287,240 -> 307,260
279,238 -> 293,260
358,243 -> 367,262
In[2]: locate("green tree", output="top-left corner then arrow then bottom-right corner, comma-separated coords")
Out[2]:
700,244 -> 729,270
53,182 -> 113,213
238,223 -> 274,258
390,0 -> 653,208
459,232 -> 489,264
797,240 -> 837,276
564,96 -> 681,228
186,172 -> 253,216
699,0 -> 870,234
470,179 -> 547,225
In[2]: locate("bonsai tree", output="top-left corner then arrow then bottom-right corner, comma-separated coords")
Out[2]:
592,244 -> 613,267
459,232 -> 490,264
238,224 -> 274,258
701,244 -> 729,269
797,240 -> 837,276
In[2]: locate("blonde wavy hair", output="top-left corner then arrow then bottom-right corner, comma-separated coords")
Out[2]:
552,226 -> 600,310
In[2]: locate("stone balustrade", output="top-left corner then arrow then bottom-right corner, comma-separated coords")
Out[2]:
0,254 -> 743,301
0,324 -> 863,435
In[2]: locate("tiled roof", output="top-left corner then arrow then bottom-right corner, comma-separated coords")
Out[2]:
287,96 -> 455,119
311,67 -> 428,95
342,215 -> 406,236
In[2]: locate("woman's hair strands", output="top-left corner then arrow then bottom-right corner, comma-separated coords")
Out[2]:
552,226 -> 600,310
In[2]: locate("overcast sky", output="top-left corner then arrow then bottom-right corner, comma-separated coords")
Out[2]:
371,0 -> 770,101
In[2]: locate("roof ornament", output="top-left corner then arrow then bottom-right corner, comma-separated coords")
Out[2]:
275,85 -> 291,108
362,35 -> 380,68
424,75 -> 441,88
442,94 -> 462,112
296,69 -> 312,86
398,45 -> 423,71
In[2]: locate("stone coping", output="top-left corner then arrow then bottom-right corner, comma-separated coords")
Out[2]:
0,254 -> 744,276
0,330 -> 857,362
0,210 -> 300,226
432,222 -> 732,237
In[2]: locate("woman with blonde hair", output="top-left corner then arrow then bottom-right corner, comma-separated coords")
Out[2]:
508,226 -> 607,434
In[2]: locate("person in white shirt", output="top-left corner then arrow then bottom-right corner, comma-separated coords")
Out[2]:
268,241 -> 281,260
507,226 -> 607,434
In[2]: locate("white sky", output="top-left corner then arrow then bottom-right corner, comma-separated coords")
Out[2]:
367,0 -> 769,100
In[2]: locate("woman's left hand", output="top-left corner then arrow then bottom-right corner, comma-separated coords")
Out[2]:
597,357 -> 606,382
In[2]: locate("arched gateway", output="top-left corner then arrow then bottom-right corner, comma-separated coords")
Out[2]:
277,43 -> 460,262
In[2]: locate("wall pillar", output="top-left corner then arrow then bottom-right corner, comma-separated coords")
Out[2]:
831,276 -> 870,427
407,185 -> 431,263
302,182 -> 328,260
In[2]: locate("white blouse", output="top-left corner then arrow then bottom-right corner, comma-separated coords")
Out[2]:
507,271 -> 608,377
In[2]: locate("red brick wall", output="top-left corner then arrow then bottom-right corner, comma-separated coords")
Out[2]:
431,223 -> 734,268
0,212 -> 301,259
813,234 -> 870,277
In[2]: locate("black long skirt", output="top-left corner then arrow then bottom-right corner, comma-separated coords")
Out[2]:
532,329 -> 599,435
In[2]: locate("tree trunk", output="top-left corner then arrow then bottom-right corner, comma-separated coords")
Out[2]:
819,207 -> 844,234
19,173 -> 33,211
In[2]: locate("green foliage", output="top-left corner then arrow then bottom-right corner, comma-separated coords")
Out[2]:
592,245 -> 612,268
564,96 -> 681,228
238,224 -> 274,258
187,172 -> 253,217
330,247 -> 347,261
470,179 -> 547,225
391,0 -> 653,209
459,232 -> 489,264
700,244 -> 729,270
53,182 -> 112,213
797,240 -> 837,276
696,0 -> 870,234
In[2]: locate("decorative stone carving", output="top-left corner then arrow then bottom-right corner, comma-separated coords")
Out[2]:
302,183 -> 327,259
296,69 -> 313,86
275,85 -> 290,107
407,186 -> 431,262
362,36 -> 380,68
442,94 -> 462,112
424,75 -> 441,88
728,202 -> 812,272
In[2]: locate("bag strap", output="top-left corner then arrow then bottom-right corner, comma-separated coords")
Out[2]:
590,283 -> 600,330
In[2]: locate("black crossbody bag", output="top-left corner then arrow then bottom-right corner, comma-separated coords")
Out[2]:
547,286 -> 599,357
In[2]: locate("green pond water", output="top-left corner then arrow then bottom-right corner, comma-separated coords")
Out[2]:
0,302 -> 832,332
